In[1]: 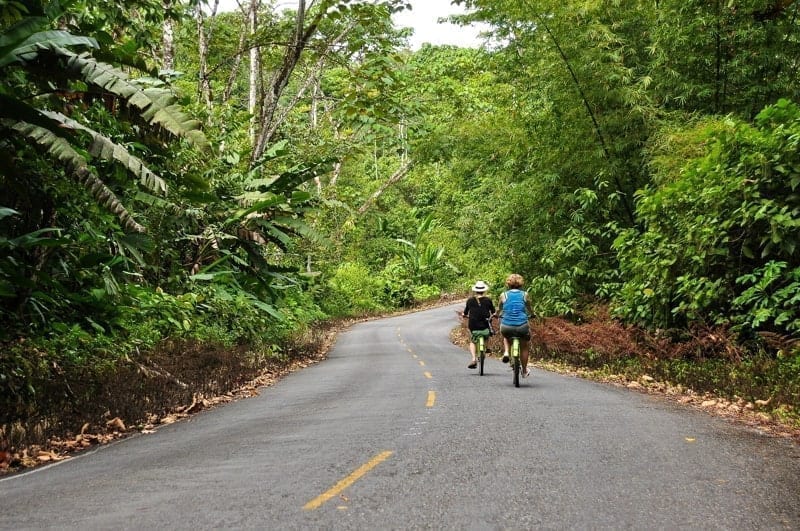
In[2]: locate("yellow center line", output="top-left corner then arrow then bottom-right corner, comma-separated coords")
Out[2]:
418,360 -> 425,366
303,451 -> 394,510
423,371 -> 432,379
426,390 -> 436,407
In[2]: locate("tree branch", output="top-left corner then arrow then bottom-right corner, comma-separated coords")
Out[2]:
358,161 -> 414,214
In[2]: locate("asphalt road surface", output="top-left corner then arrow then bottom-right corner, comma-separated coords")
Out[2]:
2,303 -> 799,530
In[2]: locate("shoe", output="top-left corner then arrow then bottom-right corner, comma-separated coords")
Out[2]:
468,361 -> 477,369
523,367 -> 531,378
501,352 -> 509,363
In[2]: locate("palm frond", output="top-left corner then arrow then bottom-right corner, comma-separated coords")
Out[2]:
12,121 -> 145,233
0,30 -> 96,67
0,15 -> 47,49
0,95 -> 71,139
271,216 -> 323,243
133,191 -> 183,214
40,110 -> 167,194
51,47 -> 209,150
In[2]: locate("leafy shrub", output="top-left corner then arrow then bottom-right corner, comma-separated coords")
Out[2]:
261,286 -> 326,348
322,262 -> 384,316
117,285 -> 200,342
733,261 -> 800,334
378,262 -> 415,307
413,284 -> 440,302
613,100 -> 800,335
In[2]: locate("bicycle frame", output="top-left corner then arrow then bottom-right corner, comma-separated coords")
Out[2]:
510,336 -> 521,387
477,335 -> 486,375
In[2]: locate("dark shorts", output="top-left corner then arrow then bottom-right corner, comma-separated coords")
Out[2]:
500,323 -> 530,340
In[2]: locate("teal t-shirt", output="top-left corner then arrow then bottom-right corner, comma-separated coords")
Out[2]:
501,289 -> 527,326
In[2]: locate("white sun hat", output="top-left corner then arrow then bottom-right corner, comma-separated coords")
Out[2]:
472,280 -> 489,293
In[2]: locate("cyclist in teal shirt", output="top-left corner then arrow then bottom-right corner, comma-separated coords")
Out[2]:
497,273 -> 534,378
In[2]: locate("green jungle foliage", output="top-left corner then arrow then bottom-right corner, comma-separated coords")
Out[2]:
2,0 -> 800,445
614,100 -> 800,335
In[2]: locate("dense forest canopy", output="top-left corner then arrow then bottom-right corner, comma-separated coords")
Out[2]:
2,0 -> 800,447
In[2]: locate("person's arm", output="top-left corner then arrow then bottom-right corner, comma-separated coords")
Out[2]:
496,292 -> 505,319
524,292 -> 534,319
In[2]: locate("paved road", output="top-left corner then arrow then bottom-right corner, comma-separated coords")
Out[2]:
2,303 -> 799,530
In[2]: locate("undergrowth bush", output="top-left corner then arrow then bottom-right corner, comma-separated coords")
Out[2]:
322,261 -> 385,316
530,307 -> 800,415
0,282 -> 327,452
412,284 -> 440,303
379,267 -> 415,307
613,101 -> 800,335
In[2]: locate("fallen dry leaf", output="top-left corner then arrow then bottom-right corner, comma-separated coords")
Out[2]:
106,417 -> 126,432
0,450 -> 10,469
36,450 -> 66,462
184,396 -> 203,414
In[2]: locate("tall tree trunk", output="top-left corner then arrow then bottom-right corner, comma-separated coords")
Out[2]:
310,75 -> 319,129
714,0 -> 722,114
311,76 -> 322,191
527,2 -> 635,225
256,30 -> 347,157
252,0 -> 328,163
222,5 -> 250,103
248,0 -> 260,144
162,0 -> 174,70
196,1 -> 219,112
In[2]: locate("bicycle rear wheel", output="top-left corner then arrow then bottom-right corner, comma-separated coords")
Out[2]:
513,358 -> 520,387
511,338 -> 520,387
478,339 -> 485,375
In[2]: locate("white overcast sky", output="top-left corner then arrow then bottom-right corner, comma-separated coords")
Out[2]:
214,0 -> 483,49
393,0 -> 483,49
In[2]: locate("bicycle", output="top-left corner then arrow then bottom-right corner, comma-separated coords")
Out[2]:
504,329 -> 531,387
476,334 -> 487,375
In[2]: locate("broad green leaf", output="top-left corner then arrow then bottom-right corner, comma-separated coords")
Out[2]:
0,29 -> 96,67
12,121 -> 145,232
39,110 -> 167,194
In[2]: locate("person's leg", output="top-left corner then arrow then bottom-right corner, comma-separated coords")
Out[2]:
467,331 -> 478,367
499,325 -> 509,361
521,338 -> 530,376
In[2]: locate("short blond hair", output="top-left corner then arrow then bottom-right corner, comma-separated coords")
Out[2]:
505,273 -> 524,289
